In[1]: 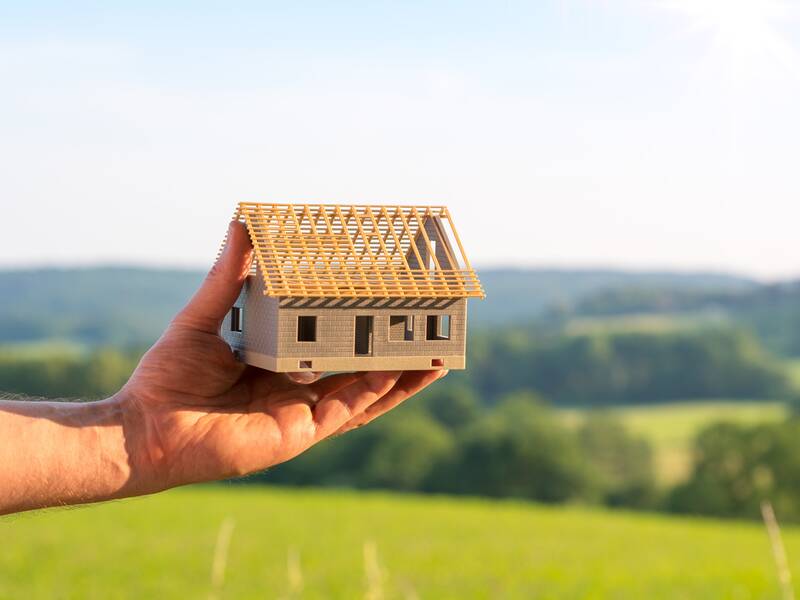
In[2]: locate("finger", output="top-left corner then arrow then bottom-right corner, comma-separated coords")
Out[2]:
175,220 -> 254,333
256,370 -> 349,398
312,371 -> 401,439
336,369 -> 446,435
285,371 -> 325,385
310,372 -> 361,397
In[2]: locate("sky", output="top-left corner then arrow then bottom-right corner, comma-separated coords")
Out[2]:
1,0 -> 799,279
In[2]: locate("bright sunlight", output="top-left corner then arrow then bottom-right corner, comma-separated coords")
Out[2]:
658,0 -> 800,76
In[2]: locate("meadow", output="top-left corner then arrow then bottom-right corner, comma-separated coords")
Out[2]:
785,359 -> 800,389
1,486 -> 797,599
562,401 -> 788,485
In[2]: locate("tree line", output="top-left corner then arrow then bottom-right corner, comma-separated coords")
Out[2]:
260,382 -> 800,522
257,387 -> 656,509
0,326 -> 790,406
0,346 -> 140,399
463,326 -> 793,406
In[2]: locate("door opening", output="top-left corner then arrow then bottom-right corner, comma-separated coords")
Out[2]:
354,316 -> 373,356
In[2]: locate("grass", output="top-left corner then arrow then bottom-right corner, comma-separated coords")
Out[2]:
784,359 -> 800,389
1,485 -> 799,599
561,401 -> 788,485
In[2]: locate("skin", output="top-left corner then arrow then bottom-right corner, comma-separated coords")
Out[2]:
0,221 -> 445,516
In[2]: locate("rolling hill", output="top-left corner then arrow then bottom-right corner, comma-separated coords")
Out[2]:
0,266 -> 758,347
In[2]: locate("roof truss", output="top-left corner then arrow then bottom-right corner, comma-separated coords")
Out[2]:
234,202 -> 484,299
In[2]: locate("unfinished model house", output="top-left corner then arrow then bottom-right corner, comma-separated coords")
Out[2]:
221,203 -> 485,372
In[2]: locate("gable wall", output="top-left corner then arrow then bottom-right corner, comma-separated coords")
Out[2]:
220,274 -> 280,356
406,217 -> 459,270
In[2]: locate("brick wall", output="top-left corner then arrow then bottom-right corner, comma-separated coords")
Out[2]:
276,298 -> 467,358
220,275 -> 280,356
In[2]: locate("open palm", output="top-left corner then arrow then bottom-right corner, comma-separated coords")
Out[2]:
118,222 -> 444,493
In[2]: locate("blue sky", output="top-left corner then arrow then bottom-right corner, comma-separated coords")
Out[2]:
2,1 -> 799,278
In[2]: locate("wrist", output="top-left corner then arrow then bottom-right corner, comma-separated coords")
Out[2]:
110,387 -> 167,498
68,394 -> 157,504
85,396 -> 137,499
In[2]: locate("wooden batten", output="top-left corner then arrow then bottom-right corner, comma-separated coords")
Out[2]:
232,203 -> 485,299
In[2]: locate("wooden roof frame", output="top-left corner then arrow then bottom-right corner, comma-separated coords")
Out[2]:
234,202 -> 485,299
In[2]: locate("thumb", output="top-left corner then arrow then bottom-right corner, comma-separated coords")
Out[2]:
175,220 -> 254,333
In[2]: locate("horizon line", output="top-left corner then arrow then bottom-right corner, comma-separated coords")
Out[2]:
0,261 -> 792,284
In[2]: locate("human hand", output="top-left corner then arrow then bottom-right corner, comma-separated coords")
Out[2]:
118,221 -> 445,494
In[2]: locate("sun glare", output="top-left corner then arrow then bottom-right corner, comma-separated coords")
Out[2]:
658,0 -> 800,76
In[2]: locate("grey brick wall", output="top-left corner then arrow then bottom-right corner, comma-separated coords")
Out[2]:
405,216 -> 458,270
220,275 -> 280,356
276,298 -> 467,358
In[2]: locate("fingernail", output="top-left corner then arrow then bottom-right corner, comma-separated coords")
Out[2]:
287,371 -> 321,384
438,369 -> 449,378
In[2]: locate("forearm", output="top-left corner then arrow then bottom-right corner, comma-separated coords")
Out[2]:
0,396 -> 143,515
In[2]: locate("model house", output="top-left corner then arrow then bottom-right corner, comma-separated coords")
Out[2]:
221,203 -> 485,372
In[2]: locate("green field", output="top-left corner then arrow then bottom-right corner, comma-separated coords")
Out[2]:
562,401 -> 788,485
785,359 -> 800,389
1,486 -> 798,599
563,313 -> 727,336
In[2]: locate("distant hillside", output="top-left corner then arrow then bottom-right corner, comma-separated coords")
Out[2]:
574,281 -> 800,356
473,268 -> 756,325
0,268 -> 203,347
0,266 -> 763,348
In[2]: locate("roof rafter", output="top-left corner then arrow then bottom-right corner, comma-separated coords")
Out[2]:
235,203 -> 485,299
